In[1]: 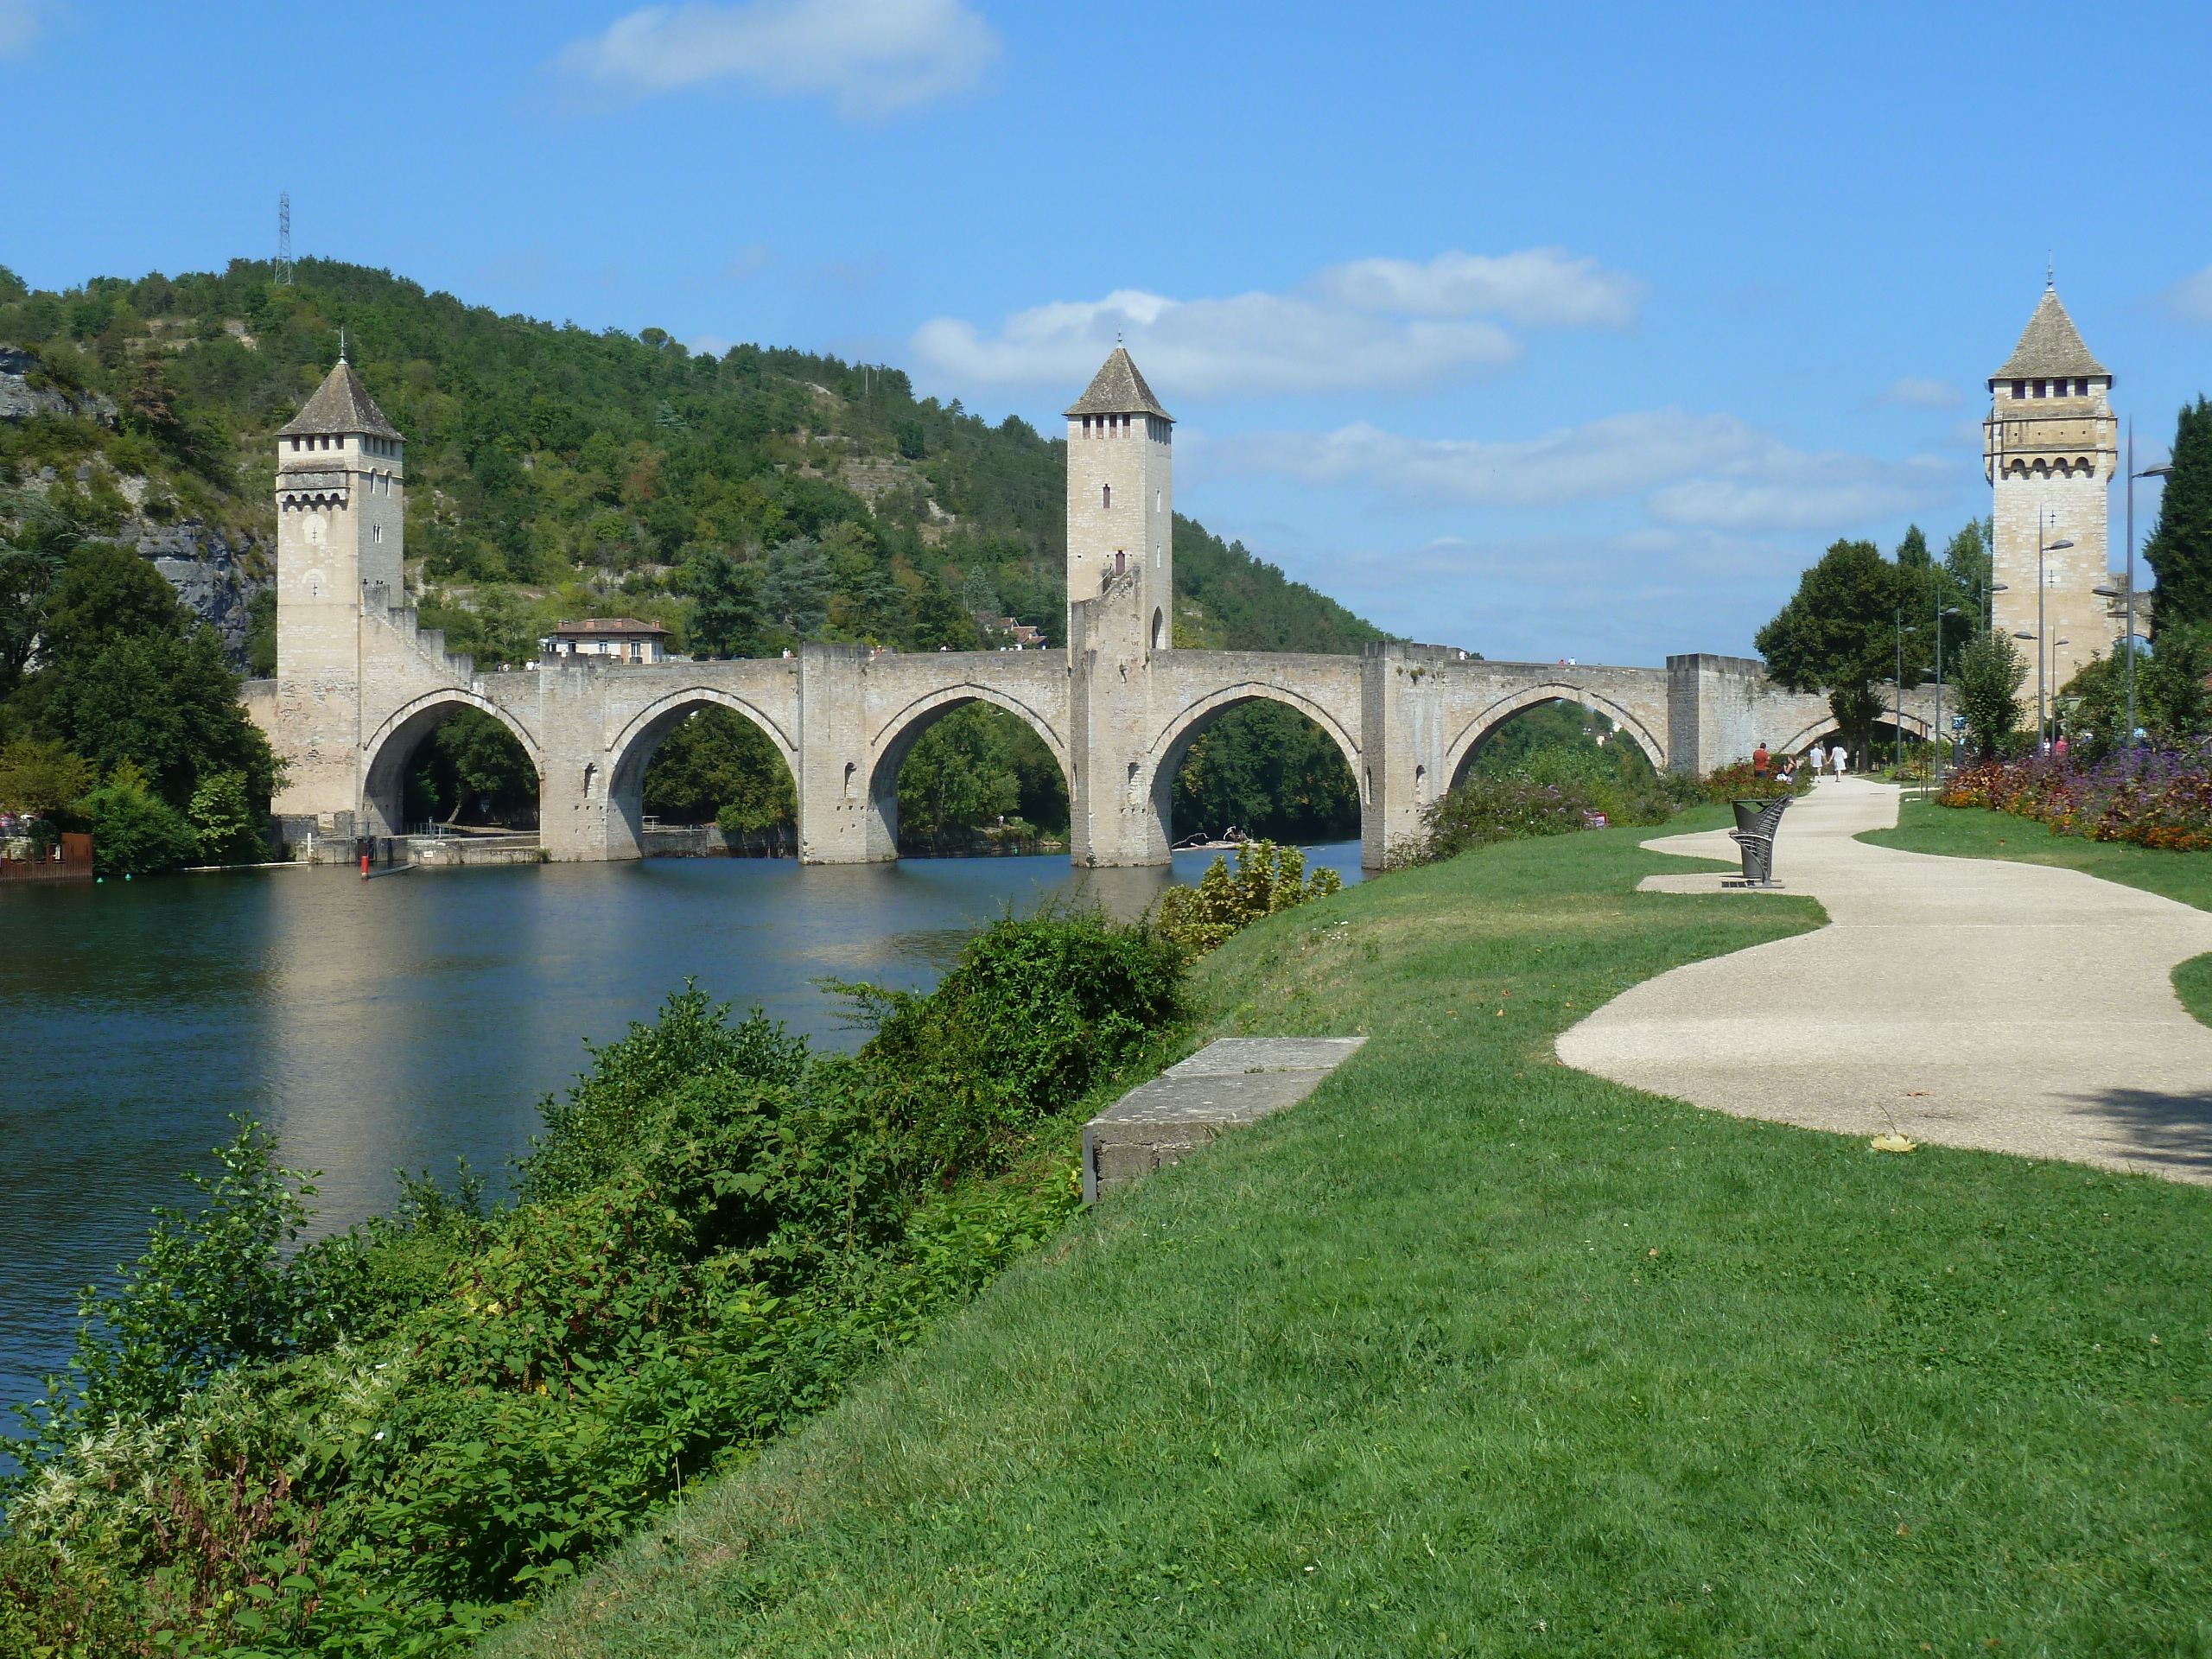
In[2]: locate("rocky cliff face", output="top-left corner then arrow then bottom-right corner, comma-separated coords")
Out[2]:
0,343 -> 118,425
126,518 -> 268,663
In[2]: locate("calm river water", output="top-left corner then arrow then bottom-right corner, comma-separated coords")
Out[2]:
0,845 -> 1359,1433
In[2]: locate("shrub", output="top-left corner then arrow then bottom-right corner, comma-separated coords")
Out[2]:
1154,840 -> 1343,957
183,768 -> 264,863
74,760 -> 197,874
838,906 -> 1187,1173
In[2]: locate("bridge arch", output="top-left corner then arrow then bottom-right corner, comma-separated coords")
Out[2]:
359,690 -> 543,838
1441,683 -> 1667,791
863,683 -> 1072,855
1771,709 -> 1933,756
1142,681 -> 1363,854
602,686 -> 802,856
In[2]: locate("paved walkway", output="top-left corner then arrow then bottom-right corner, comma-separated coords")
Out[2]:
1556,778 -> 2212,1184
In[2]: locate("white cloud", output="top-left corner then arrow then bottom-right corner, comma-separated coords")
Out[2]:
2154,264 -> 2212,327
1311,248 -> 1645,329
914,289 -> 1520,398
1195,409 -> 1959,531
557,0 -> 999,118
911,248 -> 1643,399
0,0 -> 42,58
1879,376 -> 1960,410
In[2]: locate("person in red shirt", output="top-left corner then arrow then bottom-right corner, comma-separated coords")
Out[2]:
1752,742 -> 1770,778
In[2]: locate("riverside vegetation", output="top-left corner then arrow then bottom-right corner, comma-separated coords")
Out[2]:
0,909 -> 1187,1655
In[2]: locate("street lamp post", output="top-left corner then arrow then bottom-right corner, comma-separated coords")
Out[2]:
2037,518 -> 2076,751
1934,605 -> 1960,778
1894,609 -> 1905,774
2126,433 -> 2174,746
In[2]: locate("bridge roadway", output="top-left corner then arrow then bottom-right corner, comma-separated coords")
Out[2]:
251,582 -> 1939,868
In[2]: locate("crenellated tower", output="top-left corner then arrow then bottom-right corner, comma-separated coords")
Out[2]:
1065,346 -> 1174,652
1985,285 -> 2116,692
270,353 -> 409,823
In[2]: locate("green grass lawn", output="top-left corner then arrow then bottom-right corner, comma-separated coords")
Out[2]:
492,811 -> 2212,1658
1866,799 -> 2212,1027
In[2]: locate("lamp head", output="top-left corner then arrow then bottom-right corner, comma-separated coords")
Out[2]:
2094,586 -> 2120,598
2140,464 -> 2173,479
2048,539 -> 2075,552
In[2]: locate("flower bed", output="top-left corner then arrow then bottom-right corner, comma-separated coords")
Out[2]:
1941,749 -> 2212,851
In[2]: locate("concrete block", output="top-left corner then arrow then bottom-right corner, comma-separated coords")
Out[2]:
1082,1036 -> 1366,1202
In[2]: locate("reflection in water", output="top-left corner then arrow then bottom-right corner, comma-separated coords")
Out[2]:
0,846 -> 1358,1423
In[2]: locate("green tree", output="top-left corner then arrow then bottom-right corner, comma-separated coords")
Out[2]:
2144,397 -> 2212,634
1955,626 -> 2028,758
1173,701 -> 1360,842
642,706 -> 795,827
1754,539 -> 1907,757
0,735 -> 95,815
0,493 -> 81,702
75,760 -> 200,874
898,704 -> 1022,852
683,550 -> 768,658
429,709 -> 537,822
186,769 -> 264,863
16,543 -> 280,811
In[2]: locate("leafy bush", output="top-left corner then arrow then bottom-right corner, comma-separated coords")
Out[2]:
75,760 -> 198,874
837,907 -> 1186,1172
3,928 -> 1188,1655
184,769 -> 264,863
1154,841 -> 1342,957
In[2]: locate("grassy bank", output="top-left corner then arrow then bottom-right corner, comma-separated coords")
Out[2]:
1866,798 -> 2212,1027
494,810 -> 2212,1657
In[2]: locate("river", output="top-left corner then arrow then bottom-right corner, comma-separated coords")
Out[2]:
0,844 -> 1360,1439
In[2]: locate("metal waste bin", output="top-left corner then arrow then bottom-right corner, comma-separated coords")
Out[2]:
1726,796 -> 1790,887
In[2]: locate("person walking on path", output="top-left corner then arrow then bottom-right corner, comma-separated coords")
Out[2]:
1752,742 -> 1771,779
1808,741 -> 1827,780
1833,745 -> 1850,779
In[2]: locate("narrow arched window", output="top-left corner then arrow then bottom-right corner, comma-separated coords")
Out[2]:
1102,484 -> 1110,509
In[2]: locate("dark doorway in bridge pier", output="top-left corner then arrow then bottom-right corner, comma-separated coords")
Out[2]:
399,709 -> 540,831
894,705 -> 1069,856
1458,700 -> 1661,798
1173,703 -> 1358,844
639,708 -> 798,855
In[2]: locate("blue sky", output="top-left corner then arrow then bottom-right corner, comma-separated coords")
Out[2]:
5,0 -> 2209,664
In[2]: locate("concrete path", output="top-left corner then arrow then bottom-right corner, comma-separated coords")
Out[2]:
1556,778 -> 2212,1184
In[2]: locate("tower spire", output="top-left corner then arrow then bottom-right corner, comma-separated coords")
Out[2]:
338,327 -> 346,365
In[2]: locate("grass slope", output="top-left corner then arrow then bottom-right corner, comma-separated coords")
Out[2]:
493,813 -> 2212,1657
1866,799 -> 2212,1029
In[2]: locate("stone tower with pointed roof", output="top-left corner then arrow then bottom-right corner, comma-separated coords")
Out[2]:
1065,346 -> 1174,650
1984,286 -> 2116,693
270,353 -> 410,823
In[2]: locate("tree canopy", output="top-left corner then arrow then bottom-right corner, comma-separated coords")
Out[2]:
2145,397 -> 2212,634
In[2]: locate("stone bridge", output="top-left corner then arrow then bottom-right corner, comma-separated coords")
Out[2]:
250,348 -> 1937,869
